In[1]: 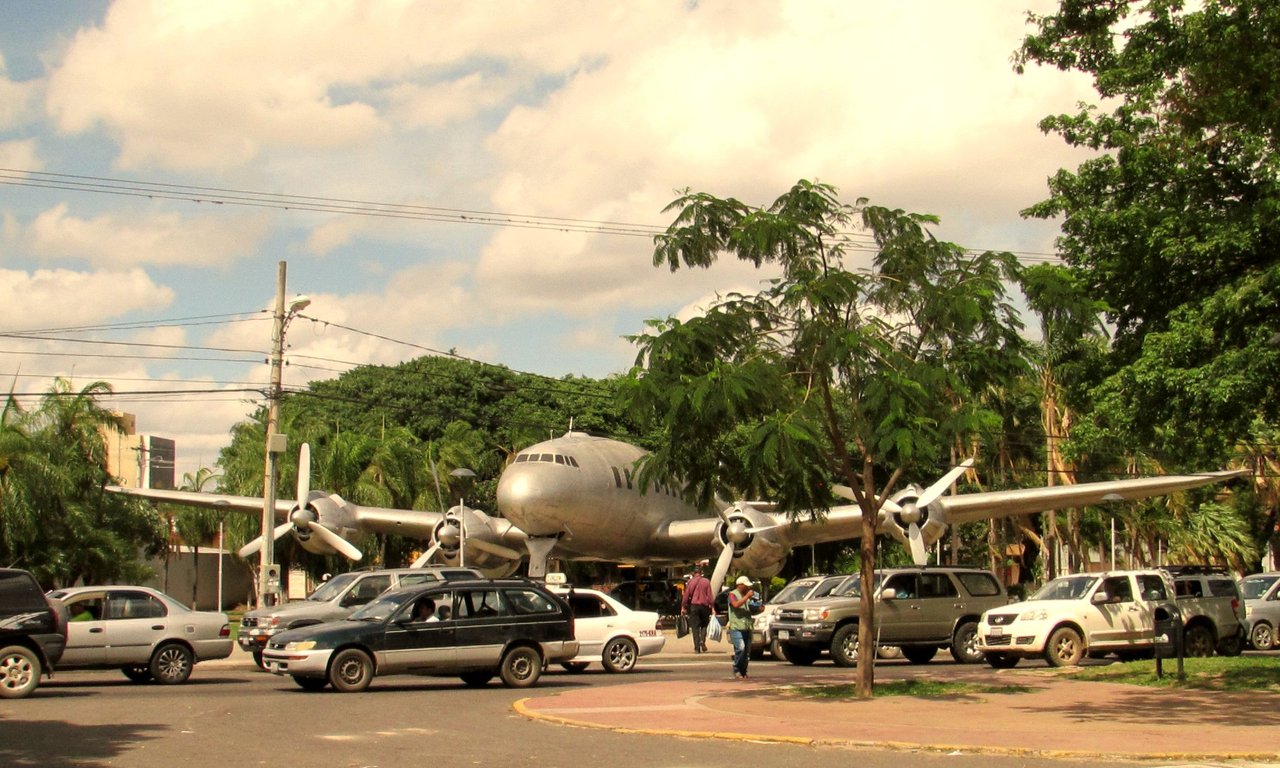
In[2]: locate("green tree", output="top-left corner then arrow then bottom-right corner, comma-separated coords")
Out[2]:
1017,0 -> 1280,466
170,467 -> 223,607
624,180 -> 1028,697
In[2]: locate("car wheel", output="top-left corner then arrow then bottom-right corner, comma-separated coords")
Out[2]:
460,671 -> 494,687
784,645 -> 818,666
901,645 -> 938,665
876,645 -> 903,660
150,643 -> 194,685
328,648 -> 374,693
985,652 -> 1019,669
499,645 -> 543,688
1250,621 -> 1273,651
1183,624 -> 1216,657
1044,626 -> 1085,667
602,637 -> 638,673
0,645 -> 41,699
830,624 -> 859,668
559,662 -> 590,674
768,638 -> 788,662
1217,631 -> 1244,657
950,621 -> 982,664
292,675 -> 328,691
122,665 -> 153,683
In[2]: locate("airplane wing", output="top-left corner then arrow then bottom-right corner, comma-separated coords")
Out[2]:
105,485 -> 293,515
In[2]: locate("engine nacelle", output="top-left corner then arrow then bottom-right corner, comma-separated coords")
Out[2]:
719,507 -> 786,579
427,506 -> 521,578
290,492 -> 362,556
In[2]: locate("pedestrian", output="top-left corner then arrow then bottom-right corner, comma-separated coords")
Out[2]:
680,564 -> 714,653
727,576 -> 755,679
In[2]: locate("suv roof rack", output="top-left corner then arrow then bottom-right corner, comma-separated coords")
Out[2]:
1160,565 -> 1230,576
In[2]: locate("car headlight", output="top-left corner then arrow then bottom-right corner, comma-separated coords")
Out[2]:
283,640 -> 317,651
803,608 -> 829,622
1018,608 -> 1048,622
266,616 -> 282,627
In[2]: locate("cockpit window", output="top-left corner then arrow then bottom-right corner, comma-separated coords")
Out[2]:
514,452 -> 579,468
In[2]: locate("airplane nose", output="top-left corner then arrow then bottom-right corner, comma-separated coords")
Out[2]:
496,465 -> 563,536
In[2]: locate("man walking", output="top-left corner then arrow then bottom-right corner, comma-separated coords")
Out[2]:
727,576 -> 755,679
680,564 -> 714,653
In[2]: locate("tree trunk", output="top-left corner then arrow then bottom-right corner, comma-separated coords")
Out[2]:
856,506 -> 877,699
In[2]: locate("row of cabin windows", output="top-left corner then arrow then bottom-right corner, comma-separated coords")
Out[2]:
514,452 -> 580,468
610,466 -> 682,497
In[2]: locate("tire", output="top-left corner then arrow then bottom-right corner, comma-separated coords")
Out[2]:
1250,621 -> 1273,651
1183,624 -> 1216,658
950,621 -> 982,664
1218,631 -> 1244,658
460,671 -> 494,687
985,652 -> 1019,669
150,643 -> 194,685
784,645 -> 818,666
902,645 -> 938,665
768,638 -> 788,662
559,661 -> 590,674
292,675 -> 328,691
876,645 -> 903,660
499,645 -> 543,688
122,665 -> 153,683
830,624 -> 859,668
0,645 -> 41,699
602,637 -> 638,673
252,651 -> 266,670
1044,626 -> 1085,667
328,648 -> 374,693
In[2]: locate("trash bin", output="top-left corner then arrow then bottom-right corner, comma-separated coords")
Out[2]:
1153,603 -> 1181,659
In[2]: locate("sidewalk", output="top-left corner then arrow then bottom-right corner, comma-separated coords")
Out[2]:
516,631 -> 1280,761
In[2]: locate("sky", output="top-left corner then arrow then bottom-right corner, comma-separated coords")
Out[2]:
0,0 -> 1096,481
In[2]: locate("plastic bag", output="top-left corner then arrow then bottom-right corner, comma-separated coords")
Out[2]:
676,614 -> 690,638
707,613 -> 723,643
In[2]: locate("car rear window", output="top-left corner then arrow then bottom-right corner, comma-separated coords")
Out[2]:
957,572 -> 1000,597
1207,579 -> 1240,599
0,571 -> 47,611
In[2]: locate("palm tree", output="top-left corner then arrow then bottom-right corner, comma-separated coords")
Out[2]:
170,467 -> 223,607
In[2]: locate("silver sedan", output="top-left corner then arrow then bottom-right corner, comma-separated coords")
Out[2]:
46,586 -> 232,684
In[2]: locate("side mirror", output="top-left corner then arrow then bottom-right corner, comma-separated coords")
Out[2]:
879,588 -> 897,601
1091,591 -> 1110,605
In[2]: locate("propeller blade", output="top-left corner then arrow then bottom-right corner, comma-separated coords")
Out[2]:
411,544 -> 441,569
907,522 -> 928,565
465,538 -> 523,561
708,538 -> 736,594
236,521 -> 294,559
296,443 -> 311,502
832,484 -> 856,502
915,458 -> 975,509
308,523 -> 364,561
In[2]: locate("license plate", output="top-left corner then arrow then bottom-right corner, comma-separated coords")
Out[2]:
778,630 -> 789,640
989,627 -> 1005,638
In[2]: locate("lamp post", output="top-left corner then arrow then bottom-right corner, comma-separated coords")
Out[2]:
449,468 -> 475,567
258,260 -> 310,609
1102,493 -> 1124,571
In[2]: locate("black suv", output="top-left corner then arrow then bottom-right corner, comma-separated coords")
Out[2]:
0,568 -> 68,698
261,578 -> 578,692
770,566 -> 1008,666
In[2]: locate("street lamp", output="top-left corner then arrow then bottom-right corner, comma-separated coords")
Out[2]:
1102,493 -> 1124,571
258,261 -> 310,609
449,468 -> 476,567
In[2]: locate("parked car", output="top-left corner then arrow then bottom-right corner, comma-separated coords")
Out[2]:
751,574 -> 847,658
1167,566 -> 1246,656
45,586 -> 232,684
238,566 -> 482,666
977,569 -> 1176,668
262,578 -> 578,692
1240,572 -> 1280,650
551,586 -> 664,672
608,579 -> 683,622
772,566 -> 1007,666
0,568 -> 67,699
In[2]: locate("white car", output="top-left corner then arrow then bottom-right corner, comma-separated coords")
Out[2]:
46,586 -> 232,684
552,587 -> 665,673
977,569 -> 1176,668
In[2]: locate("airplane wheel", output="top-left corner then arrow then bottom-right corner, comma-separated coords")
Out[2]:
784,645 -> 818,666
328,648 -> 374,693
602,638 -> 638,673
122,665 -> 153,683
460,671 -> 494,687
560,662 -> 590,673
150,643 -> 194,685
902,646 -> 938,664
1044,627 -> 1084,667
0,646 -> 41,699
293,675 -> 328,691
499,645 -> 543,688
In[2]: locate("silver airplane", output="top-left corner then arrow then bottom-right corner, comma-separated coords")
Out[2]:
107,431 -> 1247,593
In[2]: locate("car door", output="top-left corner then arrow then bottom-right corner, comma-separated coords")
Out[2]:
453,588 -> 510,665
380,592 -> 456,674
1085,576 -> 1144,647
104,590 -> 169,665
61,591 -> 109,666
876,574 -> 922,642
566,593 -> 614,657
916,573 -> 960,641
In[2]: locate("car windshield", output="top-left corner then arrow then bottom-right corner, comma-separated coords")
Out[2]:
1241,576 -> 1278,600
835,574 -> 882,598
1030,575 -> 1098,601
348,590 -> 413,622
770,580 -> 818,604
309,573 -> 359,602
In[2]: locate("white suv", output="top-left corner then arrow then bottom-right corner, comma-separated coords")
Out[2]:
978,569 -> 1176,668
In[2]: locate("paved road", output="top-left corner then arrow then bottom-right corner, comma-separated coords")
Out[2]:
2,652 -> 1256,768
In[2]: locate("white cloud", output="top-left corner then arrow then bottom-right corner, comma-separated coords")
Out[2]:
25,203 -> 270,268
0,140 -> 42,171
0,267 -> 173,329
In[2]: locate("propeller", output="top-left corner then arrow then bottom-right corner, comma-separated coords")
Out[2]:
707,500 -> 778,593
832,460 -> 975,565
237,521 -> 293,558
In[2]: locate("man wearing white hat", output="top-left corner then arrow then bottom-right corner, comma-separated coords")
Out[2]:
727,576 -> 756,679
